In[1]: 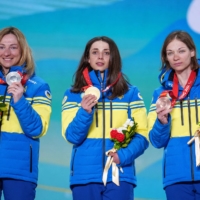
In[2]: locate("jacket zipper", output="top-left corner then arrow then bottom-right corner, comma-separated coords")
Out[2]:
101,81 -> 106,170
110,100 -> 113,128
187,96 -> 194,181
195,97 -> 199,124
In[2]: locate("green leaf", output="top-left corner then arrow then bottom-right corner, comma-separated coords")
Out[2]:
125,138 -> 130,144
121,143 -> 128,148
125,132 -> 130,139
114,144 -> 121,150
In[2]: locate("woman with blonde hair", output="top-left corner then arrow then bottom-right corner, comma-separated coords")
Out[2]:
0,27 -> 52,200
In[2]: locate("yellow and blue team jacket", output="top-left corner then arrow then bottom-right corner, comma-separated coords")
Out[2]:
0,65 -> 52,184
148,62 -> 200,188
62,69 -> 149,187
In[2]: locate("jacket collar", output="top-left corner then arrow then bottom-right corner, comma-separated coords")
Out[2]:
158,59 -> 200,90
89,69 -> 108,89
0,64 -> 27,79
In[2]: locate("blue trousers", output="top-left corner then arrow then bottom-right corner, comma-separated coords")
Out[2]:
165,181 -> 200,200
72,182 -> 134,200
0,178 -> 37,200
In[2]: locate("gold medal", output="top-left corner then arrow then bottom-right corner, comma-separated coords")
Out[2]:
6,72 -> 22,85
84,86 -> 100,100
156,97 -> 171,109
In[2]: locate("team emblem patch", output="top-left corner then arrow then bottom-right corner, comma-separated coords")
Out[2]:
45,90 -> 52,99
62,96 -> 68,104
138,93 -> 143,100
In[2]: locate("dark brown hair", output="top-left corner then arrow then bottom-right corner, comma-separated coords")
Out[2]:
161,30 -> 199,70
71,36 -> 129,99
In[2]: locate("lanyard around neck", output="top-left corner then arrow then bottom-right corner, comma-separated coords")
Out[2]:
159,70 -> 196,108
82,67 -> 121,92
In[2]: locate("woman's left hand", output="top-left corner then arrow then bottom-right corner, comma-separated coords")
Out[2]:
109,152 -> 120,164
7,82 -> 24,103
156,106 -> 172,124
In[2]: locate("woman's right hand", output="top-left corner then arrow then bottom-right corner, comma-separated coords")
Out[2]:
81,94 -> 98,113
156,107 -> 172,124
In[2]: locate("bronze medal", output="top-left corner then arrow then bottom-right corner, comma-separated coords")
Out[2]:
156,97 -> 171,109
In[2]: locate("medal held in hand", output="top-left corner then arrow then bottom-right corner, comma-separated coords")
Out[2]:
84,86 -> 100,100
82,68 -> 101,100
156,70 -> 197,110
6,72 -> 22,85
82,67 -> 122,100
156,97 -> 171,109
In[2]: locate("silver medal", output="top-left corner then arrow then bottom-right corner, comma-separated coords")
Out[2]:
6,72 -> 22,85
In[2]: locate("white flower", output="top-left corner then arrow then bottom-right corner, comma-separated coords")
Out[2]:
117,127 -> 127,133
123,118 -> 134,128
123,119 -> 131,128
129,121 -> 134,127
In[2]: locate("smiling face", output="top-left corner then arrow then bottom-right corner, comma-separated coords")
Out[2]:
88,40 -> 110,72
0,33 -> 21,74
166,39 -> 195,74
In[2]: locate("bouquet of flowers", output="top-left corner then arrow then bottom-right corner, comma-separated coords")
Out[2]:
110,118 -> 137,150
103,118 -> 137,186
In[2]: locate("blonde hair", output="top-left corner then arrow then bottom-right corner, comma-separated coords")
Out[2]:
0,27 -> 35,76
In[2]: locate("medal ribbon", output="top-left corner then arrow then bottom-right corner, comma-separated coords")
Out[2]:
0,79 -> 6,84
102,148 -> 123,186
187,129 -> 200,167
82,68 -> 93,91
102,72 -> 121,92
17,71 -> 29,85
82,67 -> 121,92
159,70 -> 196,108
0,71 -> 28,86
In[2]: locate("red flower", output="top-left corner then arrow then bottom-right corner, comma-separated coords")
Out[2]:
115,133 -> 125,142
110,129 -> 118,139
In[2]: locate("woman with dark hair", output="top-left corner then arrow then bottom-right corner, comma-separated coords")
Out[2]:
0,27 -> 52,200
148,30 -> 200,199
62,36 -> 149,200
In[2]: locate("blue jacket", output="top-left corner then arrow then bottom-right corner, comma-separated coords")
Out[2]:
0,65 -> 52,184
148,63 -> 200,188
62,69 -> 149,186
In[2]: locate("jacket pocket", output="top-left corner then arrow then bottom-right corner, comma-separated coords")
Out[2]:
30,144 -> 32,173
70,148 -> 77,176
163,155 -> 166,178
